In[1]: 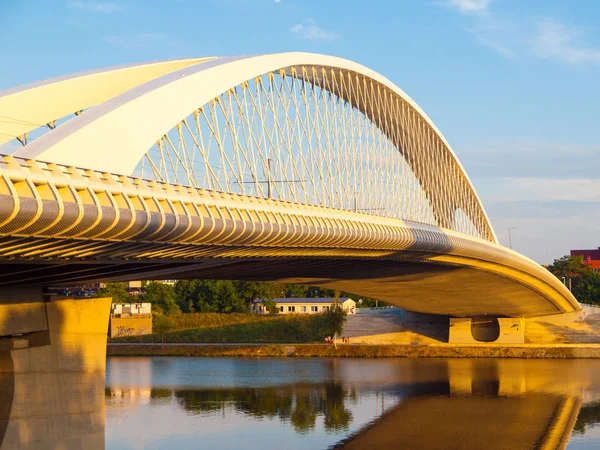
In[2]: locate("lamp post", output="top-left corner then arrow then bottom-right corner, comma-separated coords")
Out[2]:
508,227 -> 517,249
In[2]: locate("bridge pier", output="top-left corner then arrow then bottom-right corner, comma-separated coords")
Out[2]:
0,289 -> 110,449
449,316 -> 525,344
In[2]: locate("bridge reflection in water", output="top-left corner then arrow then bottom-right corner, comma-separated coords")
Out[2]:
3,357 -> 600,449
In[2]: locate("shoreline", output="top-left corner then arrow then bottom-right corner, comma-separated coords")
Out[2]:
107,342 -> 600,359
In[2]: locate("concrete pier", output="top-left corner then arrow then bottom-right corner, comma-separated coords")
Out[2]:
0,293 -> 111,450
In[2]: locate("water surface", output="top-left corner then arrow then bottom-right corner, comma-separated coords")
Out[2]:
105,357 -> 600,449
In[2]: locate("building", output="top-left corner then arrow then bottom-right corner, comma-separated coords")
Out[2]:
251,297 -> 356,315
570,247 -> 600,272
109,303 -> 152,338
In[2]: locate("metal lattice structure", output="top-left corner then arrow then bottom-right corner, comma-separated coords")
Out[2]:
0,53 -> 580,318
5,54 -> 495,242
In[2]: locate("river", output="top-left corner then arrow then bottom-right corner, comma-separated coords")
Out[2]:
104,357 -> 600,449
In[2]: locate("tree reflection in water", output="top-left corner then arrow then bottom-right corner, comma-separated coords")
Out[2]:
156,382 -> 356,433
574,401 -> 600,435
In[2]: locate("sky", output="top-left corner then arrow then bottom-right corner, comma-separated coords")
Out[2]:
0,0 -> 599,264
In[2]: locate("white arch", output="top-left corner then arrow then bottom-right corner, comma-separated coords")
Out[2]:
0,57 -> 215,146
9,52 -> 497,243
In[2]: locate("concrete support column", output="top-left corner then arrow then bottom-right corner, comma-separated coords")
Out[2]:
0,291 -> 111,450
449,317 -> 525,344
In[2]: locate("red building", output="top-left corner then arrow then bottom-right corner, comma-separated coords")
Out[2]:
571,247 -> 600,272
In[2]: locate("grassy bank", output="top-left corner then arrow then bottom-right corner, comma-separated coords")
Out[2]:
107,343 -> 600,358
110,313 -> 334,344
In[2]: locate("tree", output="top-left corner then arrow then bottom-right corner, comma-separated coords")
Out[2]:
174,279 -> 248,313
547,255 -> 600,304
142,282 -> 181,315
153,313 -> 175,347
285,284 -> 308,298
325,291 -> 347,348
97,282 -> 130,303
213,280 -> 247,312
175,280 -> 217,313
262,298 -> 279,314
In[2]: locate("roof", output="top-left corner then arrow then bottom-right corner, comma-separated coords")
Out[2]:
253,297 -> 353,304
571,248 -> 600,260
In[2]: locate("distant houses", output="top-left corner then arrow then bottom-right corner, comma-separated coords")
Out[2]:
109,303 -> 152,338
250,297 -> 356,315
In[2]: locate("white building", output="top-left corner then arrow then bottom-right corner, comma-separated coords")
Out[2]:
251,298 -> 356,315
111,302 -> 152,317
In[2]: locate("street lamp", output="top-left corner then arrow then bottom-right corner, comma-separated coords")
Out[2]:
561,277 -> 572,292
508,227 -> 517,249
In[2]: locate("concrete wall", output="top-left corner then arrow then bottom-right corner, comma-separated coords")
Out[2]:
110,316 -> 152,338
449,317 -> 525,344
0,295 -> 111,450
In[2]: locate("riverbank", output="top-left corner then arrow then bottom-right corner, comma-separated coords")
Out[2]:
110,312 -> 335,344
107,342 -> 600,358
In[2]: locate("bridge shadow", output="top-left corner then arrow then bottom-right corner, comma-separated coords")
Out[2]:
344,311 -> 449,343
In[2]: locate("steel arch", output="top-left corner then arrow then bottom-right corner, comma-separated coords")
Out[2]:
6,53 -> 496,242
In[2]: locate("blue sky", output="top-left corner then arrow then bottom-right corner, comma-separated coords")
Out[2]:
1,0 -> 599,263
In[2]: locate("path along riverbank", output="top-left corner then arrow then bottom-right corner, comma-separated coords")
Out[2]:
107,342 -> 600,358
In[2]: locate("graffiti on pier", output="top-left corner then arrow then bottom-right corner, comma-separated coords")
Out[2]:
115,326 -> 135,337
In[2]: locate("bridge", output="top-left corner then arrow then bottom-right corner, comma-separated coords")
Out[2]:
0,52 -> 581,351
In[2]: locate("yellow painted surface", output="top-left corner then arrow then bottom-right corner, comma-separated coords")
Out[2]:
110,316 -> 152,338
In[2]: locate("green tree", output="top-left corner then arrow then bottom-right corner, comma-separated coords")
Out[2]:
174,279 -> 248,313
325,291 -> 347,347
285,284 -> 308,298
175,280 -> 217,313
262,298 -> 280,314
547,255 -> 600,304
97,282 -> 130,303
153,313 -> 175,346
213,280 -> 247,312
142,282 -> 181,315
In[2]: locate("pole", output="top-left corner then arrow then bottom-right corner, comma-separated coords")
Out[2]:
267,158 -> 272,199
508,227 -> 513,249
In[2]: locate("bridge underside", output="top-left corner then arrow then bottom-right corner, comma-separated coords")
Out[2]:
0,152 -> 579,319
0,241 -> 568,318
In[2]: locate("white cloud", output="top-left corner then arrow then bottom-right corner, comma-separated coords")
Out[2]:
66,0 -> 125,13
487,206 -> 600,263
510,178 -> 600,202
460,139 -> 600,262
439,0 -> 520,59
472,177 -> 600,263
289,19 -> 340,41
532,18 -> 600,65
458,139 -> 600,180
477,37 -> 516,58
446,0 -> 491,14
